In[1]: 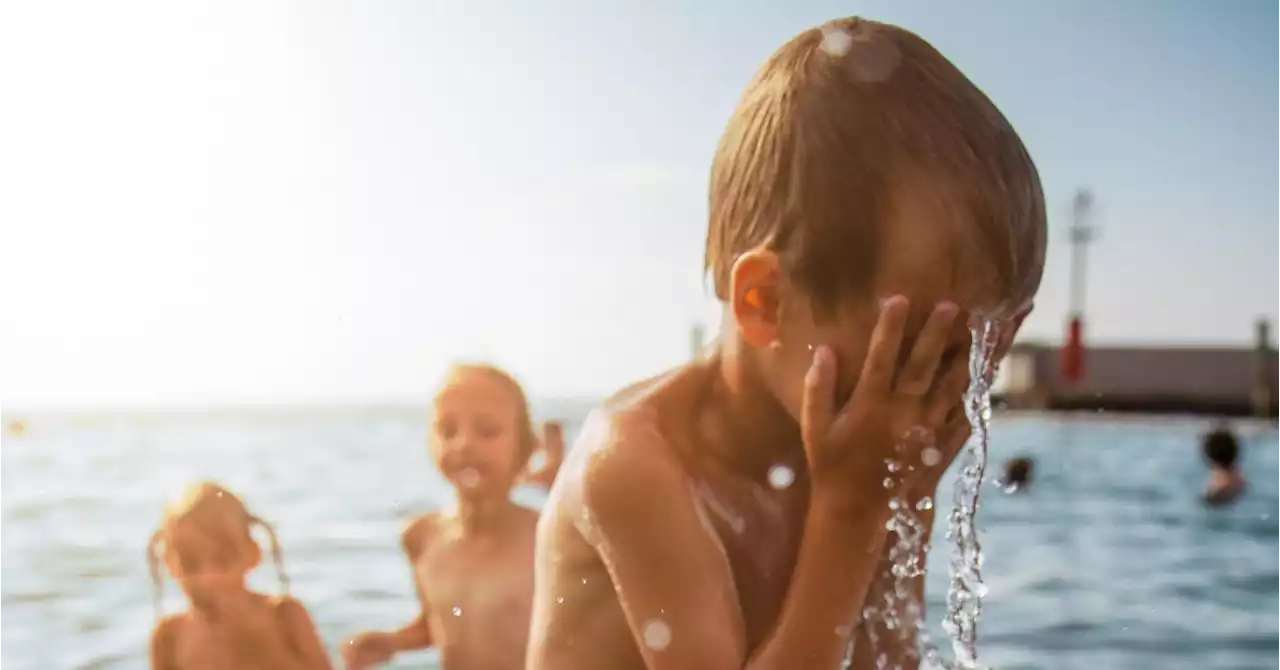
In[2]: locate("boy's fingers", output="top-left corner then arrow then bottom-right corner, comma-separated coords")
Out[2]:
801,346 -> 837,448
896,302 -> 959,396
937,410 -> 973,464
926,359 -> 971,427
859,296 -> 910,396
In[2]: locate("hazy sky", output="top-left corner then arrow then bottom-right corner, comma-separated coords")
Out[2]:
1,0 -> 1276,408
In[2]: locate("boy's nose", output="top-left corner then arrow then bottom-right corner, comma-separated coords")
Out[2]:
443,433 -> 476,457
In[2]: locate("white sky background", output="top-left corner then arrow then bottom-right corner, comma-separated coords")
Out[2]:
0,2 -> 718,407
1,1 -> 1276,409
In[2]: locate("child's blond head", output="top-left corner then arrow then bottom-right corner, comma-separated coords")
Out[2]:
146,481 -> 286,617
705,17 -> 1045,314
439,363 -> 538,468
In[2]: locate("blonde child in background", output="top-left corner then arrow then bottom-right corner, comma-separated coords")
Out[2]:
343,363 -> 563,669
147,481 -> 331,670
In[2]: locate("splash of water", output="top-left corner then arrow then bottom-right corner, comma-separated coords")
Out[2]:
856,318 -> 1002,670
940,318 -> 1000,668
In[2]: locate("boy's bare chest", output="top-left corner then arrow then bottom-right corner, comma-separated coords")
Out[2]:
416,531 -> 536,643
692,470 -> 809,651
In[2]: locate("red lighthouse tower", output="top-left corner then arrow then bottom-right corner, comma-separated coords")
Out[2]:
1061,190 -> 1095,385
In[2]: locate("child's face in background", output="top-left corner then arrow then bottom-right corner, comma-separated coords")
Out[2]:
163,519 -> 258,616
430,371 -> 525,500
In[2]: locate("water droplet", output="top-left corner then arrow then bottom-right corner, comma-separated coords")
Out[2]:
642,618 -> 672,651
888,498 -> 901,511
580,577 -> 588,585
818,27 -> 853,58
885,519 -> 897,531
976,583 -> 990,598
556,596 -> 565,604
451,606 -> 462,617
861,606 -> 877,621
1001,482 -> 1021,494
916,496 -> 934,511
920,447 -> 942,467
767,464 -> 795,490
885,459 -> 903,473
882,477 -> 895,489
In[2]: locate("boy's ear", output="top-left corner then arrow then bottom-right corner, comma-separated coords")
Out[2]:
729,250 -> 783,348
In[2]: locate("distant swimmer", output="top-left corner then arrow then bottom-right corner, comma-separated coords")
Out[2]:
1001,456 -> 1034,492
1201,425 -> 1246,506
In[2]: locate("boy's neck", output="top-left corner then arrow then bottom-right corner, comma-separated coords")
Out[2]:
699,335 -> 807,482
455,493 -> 516,534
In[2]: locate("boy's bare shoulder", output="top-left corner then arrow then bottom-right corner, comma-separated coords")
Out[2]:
150,612 -> 187,665
266,593 -> 311,618
401,511 -> 445,558
151,611 -> 186,643
578,363 -> 709,520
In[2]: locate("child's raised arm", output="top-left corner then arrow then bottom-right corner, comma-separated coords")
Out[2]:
521,421 -> 566,489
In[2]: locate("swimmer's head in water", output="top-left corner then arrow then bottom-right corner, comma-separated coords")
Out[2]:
146,481 -> 287,618
1202,426 -> 1240,470
1002,457 -> 1034,488
705,17 -> 1045,420
430,363 -> 537,498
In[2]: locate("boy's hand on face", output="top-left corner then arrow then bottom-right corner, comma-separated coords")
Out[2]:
801,296 -> 971,514
904,315 -> 1022,500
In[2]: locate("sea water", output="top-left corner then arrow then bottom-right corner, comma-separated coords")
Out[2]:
2,403 -> 1277,669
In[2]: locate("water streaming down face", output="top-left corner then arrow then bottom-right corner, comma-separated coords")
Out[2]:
853,318 -> 1003,670
941,318 -> 1000,668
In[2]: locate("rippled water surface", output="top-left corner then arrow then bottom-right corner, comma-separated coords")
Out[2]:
2,406 -> 1276,669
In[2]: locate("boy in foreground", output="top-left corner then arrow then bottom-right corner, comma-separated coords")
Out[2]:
528,17 -> 1046,670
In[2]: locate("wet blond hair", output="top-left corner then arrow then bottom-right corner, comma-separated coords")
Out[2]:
706,17 -> 1046,312
146,481 -> 287,617
439,362 -> 538,469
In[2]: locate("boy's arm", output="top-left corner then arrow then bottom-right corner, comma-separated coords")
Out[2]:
149,616 -> 180,670
390,515 -> 435,651
584,435 -> 889,670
